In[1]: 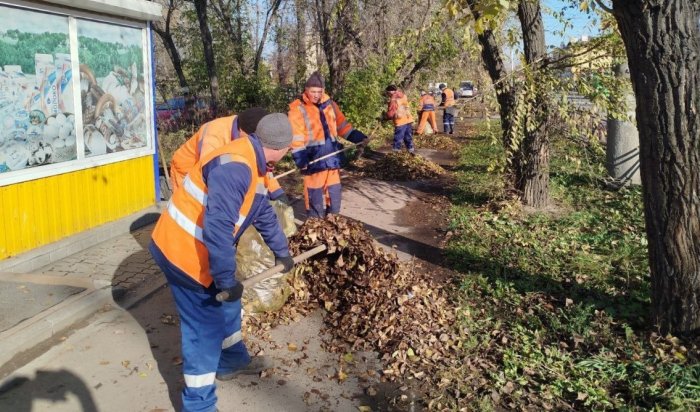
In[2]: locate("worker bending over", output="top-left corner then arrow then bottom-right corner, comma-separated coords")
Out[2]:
150,114 -> 296,412
169,107 -> 285,201
416,90 -> 437,135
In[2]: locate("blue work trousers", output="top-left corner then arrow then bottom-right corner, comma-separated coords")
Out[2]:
393,123 -> 414,152
168,280 -> 250,412
443,112 -> 455,134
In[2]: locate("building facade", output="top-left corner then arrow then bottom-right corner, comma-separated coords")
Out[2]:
0,0 -> 162,265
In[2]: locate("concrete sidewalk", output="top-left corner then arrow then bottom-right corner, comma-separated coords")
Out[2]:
0,209 -> 167,373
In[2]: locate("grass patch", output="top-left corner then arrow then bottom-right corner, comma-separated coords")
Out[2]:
442,124 -> 700,410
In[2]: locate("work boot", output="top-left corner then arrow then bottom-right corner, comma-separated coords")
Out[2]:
216,356 -> 272,381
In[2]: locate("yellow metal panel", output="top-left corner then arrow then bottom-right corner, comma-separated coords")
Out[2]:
0,156 -> 156,260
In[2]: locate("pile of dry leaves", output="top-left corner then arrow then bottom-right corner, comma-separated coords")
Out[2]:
357,152 -> 445,181
248,215 -> 458,395
412,134 -> 461,151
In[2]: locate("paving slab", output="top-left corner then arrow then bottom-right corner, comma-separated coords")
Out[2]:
0,280 -> 84,333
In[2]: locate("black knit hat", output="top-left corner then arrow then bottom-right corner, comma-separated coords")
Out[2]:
238,107 -> 269,134
305,71 -> 325,89
385,84 -> 397,92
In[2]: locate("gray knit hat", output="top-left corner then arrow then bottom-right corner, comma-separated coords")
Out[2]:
255,113 -> 293,149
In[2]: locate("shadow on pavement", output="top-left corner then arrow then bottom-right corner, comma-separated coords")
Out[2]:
0,369 -> 98,411
112,218 -> 183,411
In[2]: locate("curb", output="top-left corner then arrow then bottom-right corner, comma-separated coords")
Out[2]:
0,277 -> 167,372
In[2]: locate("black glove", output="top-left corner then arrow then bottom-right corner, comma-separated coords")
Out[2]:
275,255 -> 295,272
275,193 -> 291,205
220,282 -> 244,302
348,129 -> 368,144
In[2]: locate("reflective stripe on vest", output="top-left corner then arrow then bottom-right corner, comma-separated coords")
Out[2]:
196,122 -> 212,157
297,105 -> 314,143
167,201 -> 204,242
183,175 -> 207,205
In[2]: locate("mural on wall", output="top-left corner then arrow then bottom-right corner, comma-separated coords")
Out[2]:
0,6 -> 76,173
78,20 -> 148,157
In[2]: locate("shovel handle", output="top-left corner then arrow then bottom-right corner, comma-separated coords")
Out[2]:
215,244 -> 327,302
274,143 -> 362,179
273,123 -> 381,180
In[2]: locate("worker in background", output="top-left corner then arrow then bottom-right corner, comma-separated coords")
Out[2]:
288,71 -> 368,218
439,83 -> 456,134
150,113 -> 296,412
384,84 -> 415,153
416,90 -> 437,135
169,107 -> 286,201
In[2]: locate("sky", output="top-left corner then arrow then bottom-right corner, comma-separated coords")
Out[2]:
542,0 -> 601,47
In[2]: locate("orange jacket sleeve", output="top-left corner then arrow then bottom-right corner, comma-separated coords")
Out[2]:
331,101 -> 353,138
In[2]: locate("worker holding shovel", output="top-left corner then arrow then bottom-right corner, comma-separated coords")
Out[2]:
149,113 -> 296,412
288,71 -> 369,218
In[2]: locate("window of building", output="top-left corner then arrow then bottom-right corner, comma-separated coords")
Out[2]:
0,2 -> 154,186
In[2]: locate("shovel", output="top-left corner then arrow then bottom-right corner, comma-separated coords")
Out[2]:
215,244 -> 327,302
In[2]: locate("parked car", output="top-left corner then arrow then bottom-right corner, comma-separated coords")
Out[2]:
155,96 -> 186,123
458,81 -> 474,98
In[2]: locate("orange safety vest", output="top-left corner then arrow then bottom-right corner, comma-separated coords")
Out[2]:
442,88 -> 456,107
170,116 -> 240,191
152,138 -> 268,287
289,93 -> 353,144
288,92 -> 354,172
419,94 -> 436,111
391,93 -> 413,127
169,116 -> 283,199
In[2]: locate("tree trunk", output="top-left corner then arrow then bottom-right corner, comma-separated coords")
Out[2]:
515,0 -> 549,208
294,0 -> 307,87
613,0 -> 700,335
253,0 -> 283,76
152,0 -> 188,89
193,0 -> 219,112
464,0 -> 517,175
211,0 -> 247,73
315,0 -> 335,91
315,0 -> 356,94
399,56 -> 429,90
153,27 -> 188,89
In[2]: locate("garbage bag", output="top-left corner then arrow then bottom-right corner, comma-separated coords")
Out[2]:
236,199 -> 297,313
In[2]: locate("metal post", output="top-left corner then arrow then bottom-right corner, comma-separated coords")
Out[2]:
606,63 -> 641,186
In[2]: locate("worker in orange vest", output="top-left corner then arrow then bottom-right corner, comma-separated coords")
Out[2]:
439,83 -> 456,134
149,114 -> 295,412
288,71 -> 368,218
169,107 -> 286,201
385,84 -> 415,152
416,90 -> 437,135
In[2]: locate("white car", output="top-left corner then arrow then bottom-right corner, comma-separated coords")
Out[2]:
459,81 -> 474,98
